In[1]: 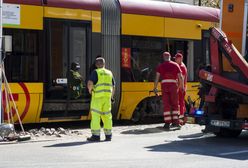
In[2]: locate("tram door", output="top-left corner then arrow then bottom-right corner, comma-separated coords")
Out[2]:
42,19 -> 90,119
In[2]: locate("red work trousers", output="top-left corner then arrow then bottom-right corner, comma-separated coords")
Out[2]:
178,89 -> 186,117
161,83 -> 179,124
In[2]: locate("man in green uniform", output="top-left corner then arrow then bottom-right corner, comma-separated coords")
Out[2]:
87,57 -> 115,142
68,62 -> 84,99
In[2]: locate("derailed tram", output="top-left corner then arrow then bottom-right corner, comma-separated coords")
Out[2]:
1,0 -> 219,124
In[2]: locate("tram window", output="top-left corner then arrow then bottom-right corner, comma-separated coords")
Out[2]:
3,29 -> 41,82
121,36 -> 164,82
193,40 -> 203,81
121,36 -> 190,82
202,30 -> 210,65
193,30 -> 210,81
45,19 -> 88,100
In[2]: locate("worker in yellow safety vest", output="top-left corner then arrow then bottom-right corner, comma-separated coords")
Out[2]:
87,57 -> 115,142
68,62 -> 84,99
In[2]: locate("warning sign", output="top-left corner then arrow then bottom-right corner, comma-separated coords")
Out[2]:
122,48 -> 131,68
3,3 -> 20,26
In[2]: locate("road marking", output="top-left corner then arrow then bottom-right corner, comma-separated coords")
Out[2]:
219,150 -> 248,156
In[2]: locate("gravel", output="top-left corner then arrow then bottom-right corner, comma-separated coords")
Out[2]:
0,123 -> 205,142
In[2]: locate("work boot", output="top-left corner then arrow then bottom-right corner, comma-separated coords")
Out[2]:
105,135 -> 112,141
163,123 -> 171,130
170,123 -> 181,130
87,135 -> 100,142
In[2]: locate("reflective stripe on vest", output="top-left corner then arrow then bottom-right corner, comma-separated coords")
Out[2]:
161,79 -> 177,83
91,108 -> 111,115
93,68 -> 113,98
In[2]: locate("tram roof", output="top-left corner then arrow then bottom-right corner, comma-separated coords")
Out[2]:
120,0 -> 219,22
3,0 -> 219,22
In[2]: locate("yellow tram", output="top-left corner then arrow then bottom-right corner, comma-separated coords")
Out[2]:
1,0 -> 219,124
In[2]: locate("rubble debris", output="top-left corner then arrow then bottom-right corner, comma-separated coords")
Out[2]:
57,127 -> 66,134
0,126 -> 84,142
0,124 -> 16,141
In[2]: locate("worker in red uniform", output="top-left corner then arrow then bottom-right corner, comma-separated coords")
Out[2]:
154,52 -> 184,130
175,53 -> 188,125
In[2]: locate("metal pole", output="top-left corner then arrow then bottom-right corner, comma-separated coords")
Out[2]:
219,0 -> 223,30
0,0 -> 3,124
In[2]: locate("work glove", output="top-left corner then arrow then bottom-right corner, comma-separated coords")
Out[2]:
153,88 -> 159,96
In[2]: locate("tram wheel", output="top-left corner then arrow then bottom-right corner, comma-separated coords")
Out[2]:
131,107 -> 143,123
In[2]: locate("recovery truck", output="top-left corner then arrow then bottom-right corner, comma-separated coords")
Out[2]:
191,0 -> 248,137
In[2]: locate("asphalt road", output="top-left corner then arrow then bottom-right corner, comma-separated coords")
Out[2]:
0,124 -> 248,168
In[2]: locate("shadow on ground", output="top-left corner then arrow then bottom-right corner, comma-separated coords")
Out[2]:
121,126 -> 166,135
43,141 -> 89,147
146,131 -> 248,160
43,139 -> 111,147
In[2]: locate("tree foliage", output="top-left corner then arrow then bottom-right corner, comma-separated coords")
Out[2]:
196,0 -> 220,8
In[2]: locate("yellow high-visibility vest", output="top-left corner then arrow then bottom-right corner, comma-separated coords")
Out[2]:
93,68 -> 113,98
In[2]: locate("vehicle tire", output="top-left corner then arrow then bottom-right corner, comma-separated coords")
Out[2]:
131,107 -> 142,123
131,104 -> 146,123
214,128 -> 242,138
